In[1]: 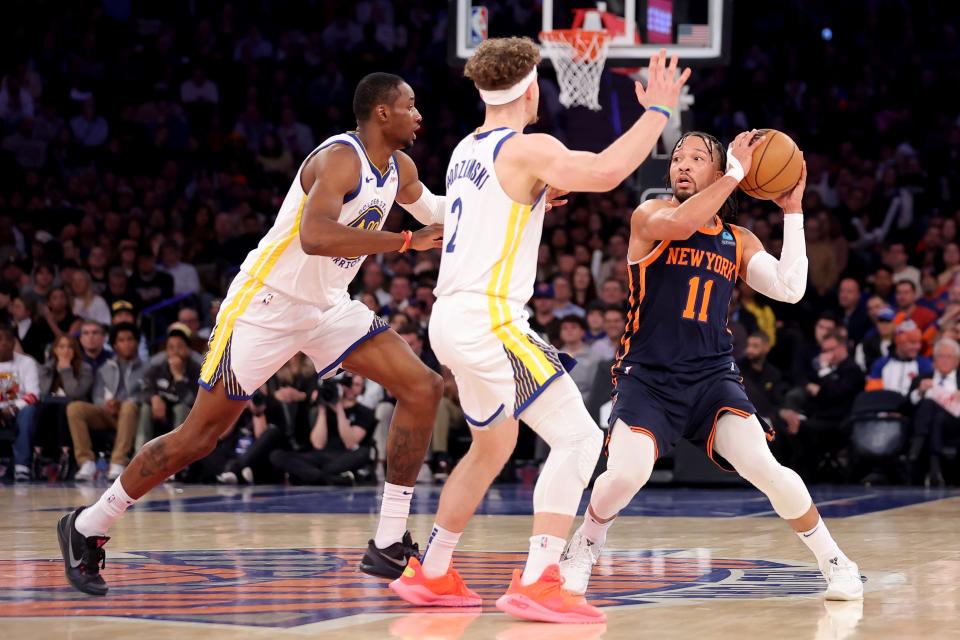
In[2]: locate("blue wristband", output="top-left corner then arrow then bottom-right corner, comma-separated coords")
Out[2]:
648,105 -> 673,119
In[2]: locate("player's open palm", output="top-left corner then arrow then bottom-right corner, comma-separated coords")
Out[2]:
411,223 -> 444,251
634,49 -> 691,112
728,129 -> 766,179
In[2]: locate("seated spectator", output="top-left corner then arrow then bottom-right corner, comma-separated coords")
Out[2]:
358,261 -> 391,307
78,320 -> 112,376
103,267 -> 142,314
36,335 -> 93,479
529,282 -> 560,345
739,332 -> 784,430
894,280 -> 937,331
584,300 -> 607,344
559,315 -> 600,399
571,264 -> 597,309
791,312 -> 838,385
159,241 -> 201,296
885,242 -> 921,290
86,246 -> 109,295
266,353 -> 319,445
781,331 -> 865,477
21,261 -> 55,309
43,287 -> 81,339
552,275 -> 585,319
10,295 -> 52,363
71,270 -> 111,327
598,277 -> 628,311
216,394 -> 279,484
739,282 -> 776,346
139,327 -> 200,441
856,303 -> 895,372
380,275 -> 412,318
907,338 -> 960,486
67,323 -> 145,481
1,325 -> 40,482
836,278 -> 871,345
131,250 -> 174,309
589,305 -> 626,361
869,266 -> 895,305
269,374 -> 376,485
866,321 -> 932,395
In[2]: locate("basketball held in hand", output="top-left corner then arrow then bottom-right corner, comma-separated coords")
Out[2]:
740,129 -> 803,200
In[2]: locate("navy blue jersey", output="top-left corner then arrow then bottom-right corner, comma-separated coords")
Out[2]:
613,217 -> 743,378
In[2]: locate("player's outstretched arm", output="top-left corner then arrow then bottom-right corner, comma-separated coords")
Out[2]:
738,159 -> 808,304
394,151 -> 446,225
631,130 -> 765,241
299,145 -> 443,257
508,50 -> 691,192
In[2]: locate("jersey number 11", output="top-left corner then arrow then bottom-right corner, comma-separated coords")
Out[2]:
682,276 -> 714,323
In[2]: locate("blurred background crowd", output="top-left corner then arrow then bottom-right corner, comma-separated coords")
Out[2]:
2,1 -> 959,487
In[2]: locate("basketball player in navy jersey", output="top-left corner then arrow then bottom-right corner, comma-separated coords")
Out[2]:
560,131 -> 864,601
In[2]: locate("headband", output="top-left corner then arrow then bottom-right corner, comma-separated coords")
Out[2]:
478,67 -> 538,106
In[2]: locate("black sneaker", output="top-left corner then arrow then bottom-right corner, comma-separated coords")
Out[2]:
57,507 -> 109,595
359,530 -> 419,579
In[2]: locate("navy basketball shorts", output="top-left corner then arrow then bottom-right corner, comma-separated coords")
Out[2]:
608,365 -> 764,471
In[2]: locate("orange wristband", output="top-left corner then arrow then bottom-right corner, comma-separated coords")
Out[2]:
398,230 -> 413,253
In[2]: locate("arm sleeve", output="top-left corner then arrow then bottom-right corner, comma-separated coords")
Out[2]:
744,214 -> 808,304
398,183 -> 446,225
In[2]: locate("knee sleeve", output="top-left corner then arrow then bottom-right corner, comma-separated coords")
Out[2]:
521,375 -> 603,516
589,419 -> 656,519
714,412 -> 812,520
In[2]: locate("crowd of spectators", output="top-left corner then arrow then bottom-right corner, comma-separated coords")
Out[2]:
2,1 -> 960,486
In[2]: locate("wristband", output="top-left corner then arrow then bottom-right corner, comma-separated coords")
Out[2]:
399,230 -> 413,253
725,144 -> 745,182
647,105 -> 673,119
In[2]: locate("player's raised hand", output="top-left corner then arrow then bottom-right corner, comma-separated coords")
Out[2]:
774,156 -> 807,212
634,49 -> 691,112
727,129 -> 766,180
410,223 -> 444,251
545,186 -> 570,213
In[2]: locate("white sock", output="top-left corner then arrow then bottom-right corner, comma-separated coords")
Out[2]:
797,517 -> 848,568
521,534 -> 566,585
581,505 -> 615,546
75,477 -> 136,537
421,524 -> 461,578
374,482 -> 413,549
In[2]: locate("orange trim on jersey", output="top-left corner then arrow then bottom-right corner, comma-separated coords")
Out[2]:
698,215 -> 723,235
865,378 -> 884,391
705,406 -> 753,472
627,426 -> 660,460
730,224 -> 744,279
638,239 -> 672,267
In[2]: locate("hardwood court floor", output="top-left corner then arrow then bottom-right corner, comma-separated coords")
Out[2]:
1,483 -> 958,639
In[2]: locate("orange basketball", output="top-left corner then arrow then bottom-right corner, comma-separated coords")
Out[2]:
740,129 -> 803,200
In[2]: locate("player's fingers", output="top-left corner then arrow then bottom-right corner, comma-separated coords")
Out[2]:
667,54 -> 678,80
677,66 -> 692,87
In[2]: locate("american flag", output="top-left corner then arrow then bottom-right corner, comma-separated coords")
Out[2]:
677,23 -> 711,47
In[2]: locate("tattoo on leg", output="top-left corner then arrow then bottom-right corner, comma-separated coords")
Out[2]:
138,438 -> 170,478
385,422 -> 431,485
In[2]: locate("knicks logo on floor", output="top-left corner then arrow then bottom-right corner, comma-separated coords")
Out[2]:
0,548 -> 876,628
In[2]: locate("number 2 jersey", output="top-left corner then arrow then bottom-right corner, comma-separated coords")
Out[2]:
613,218 -> 745,380
433,127 -> 546,310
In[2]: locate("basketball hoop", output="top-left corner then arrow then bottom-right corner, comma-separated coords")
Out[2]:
539,29 -> 610,111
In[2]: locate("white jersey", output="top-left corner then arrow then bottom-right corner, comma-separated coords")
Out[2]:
239,132 -> 400,309
434,127 -> 546,313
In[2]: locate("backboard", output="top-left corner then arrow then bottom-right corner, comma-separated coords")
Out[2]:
449,0 -> 731,68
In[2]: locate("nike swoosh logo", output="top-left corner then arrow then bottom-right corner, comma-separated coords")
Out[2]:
381,554 -> 408,567
66,518 -> 81,568
802,526 -> 819,538
401,491 -> 413,495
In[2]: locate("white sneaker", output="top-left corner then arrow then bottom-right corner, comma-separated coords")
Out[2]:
217,471 -> 238,484
74,460 -> 97,481
558,524 -> 603,595
241,467 -> 254,484
107,463 -> 125,480
822,557 -> 863,601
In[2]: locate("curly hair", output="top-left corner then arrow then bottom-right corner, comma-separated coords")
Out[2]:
669,131 -> 738,222
464,37 -> 541,90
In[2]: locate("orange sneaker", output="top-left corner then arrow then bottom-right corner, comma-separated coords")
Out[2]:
389,557 -> 483,607
495,565 -> 606,624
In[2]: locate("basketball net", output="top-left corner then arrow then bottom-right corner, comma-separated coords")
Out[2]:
539,29 -> 610,111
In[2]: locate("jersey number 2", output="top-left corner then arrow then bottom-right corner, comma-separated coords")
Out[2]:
682,276 -> 714,322
445,197 -> 463,253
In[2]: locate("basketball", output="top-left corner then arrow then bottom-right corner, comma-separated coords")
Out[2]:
739,129 -> 803,200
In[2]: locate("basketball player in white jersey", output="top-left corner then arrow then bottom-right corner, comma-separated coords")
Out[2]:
388,40 -> 690,623
58,73 -> 454,595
